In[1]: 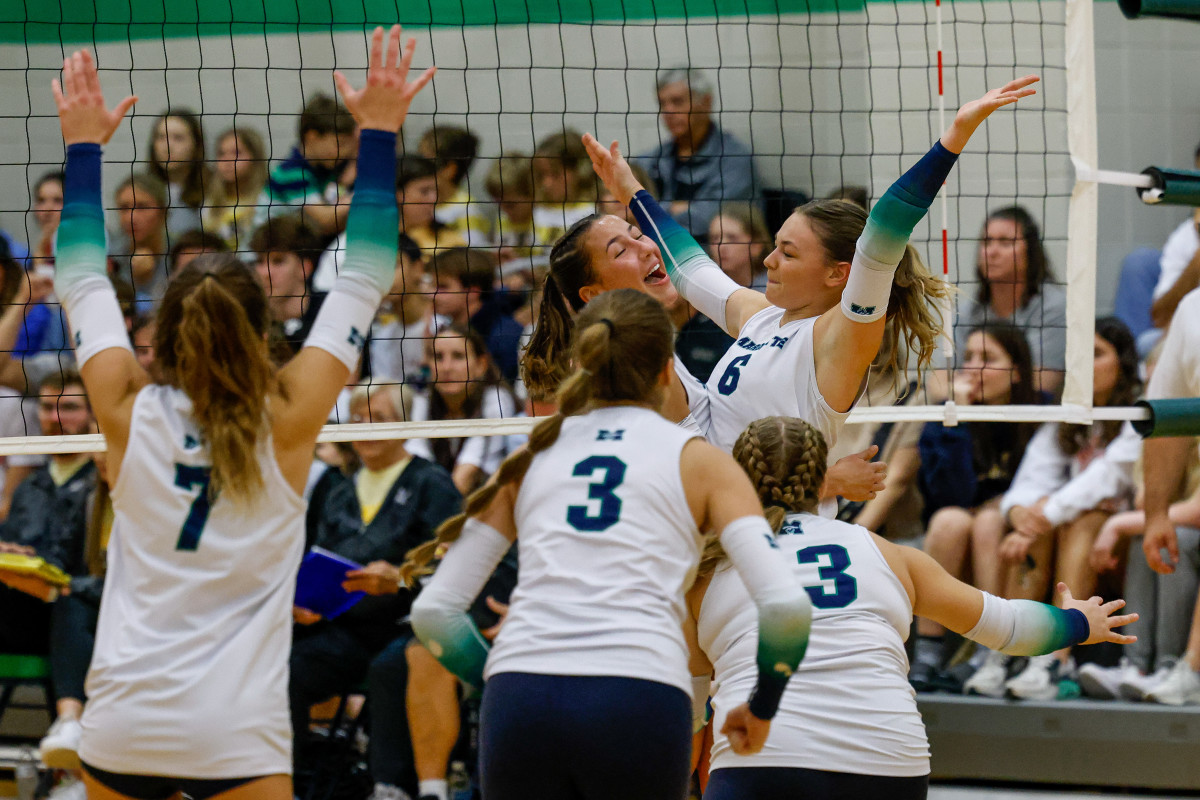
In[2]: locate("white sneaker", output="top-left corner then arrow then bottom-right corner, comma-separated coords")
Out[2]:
48,778 -> 87,800
1077,658 -> 1141,700
368,785 -> 414,800
963,650 -> 1010,698
39,716 -> 82,770
1118,663 -> 1173,701
1147,660 -> 1200,706
1006,654 -> 1075,701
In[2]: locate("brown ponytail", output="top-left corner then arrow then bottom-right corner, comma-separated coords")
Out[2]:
402,288 -> 674,584
155,253 -> 277,504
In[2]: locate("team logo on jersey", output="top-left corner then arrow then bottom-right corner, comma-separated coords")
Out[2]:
74,330 -> 82,348
849,302 -> 877,316
596,429 -> 625,441
734,335 -> 790,352
183,434 -> 201,450
763,533 -> 780,550
393,487 -> 412,506
780,520 -> 804,537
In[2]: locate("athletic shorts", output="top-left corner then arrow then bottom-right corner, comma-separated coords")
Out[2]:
82,762 -> 271,800
705,765 -> 929,800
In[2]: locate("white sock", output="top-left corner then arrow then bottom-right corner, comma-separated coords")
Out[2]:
419,779 -> 448,800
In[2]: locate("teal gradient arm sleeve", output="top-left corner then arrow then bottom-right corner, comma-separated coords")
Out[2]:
719,516 -> 812,720
629,190 -> 743,335
965,592 -> 1090,656
859,140 -> 958,267
410,519 -> 512,687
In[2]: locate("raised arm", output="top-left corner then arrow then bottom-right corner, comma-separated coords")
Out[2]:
813,75 -> 1040,411
274,26 -> 435,452
51,50 -> 147,453
583,134 -> 767,337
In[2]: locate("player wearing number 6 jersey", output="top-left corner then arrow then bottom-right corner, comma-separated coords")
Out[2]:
402,289 -> 812,800
688,417 -> 1138,800
50,31 -> 434,800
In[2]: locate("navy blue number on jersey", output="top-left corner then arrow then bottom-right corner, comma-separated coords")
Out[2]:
566,455 -> 626,532
797,544 -> 858,609
174,464 -> 215,551
716,354 -> 752,396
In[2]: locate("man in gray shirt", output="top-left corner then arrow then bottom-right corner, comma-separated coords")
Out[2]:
635,68 -> 758,241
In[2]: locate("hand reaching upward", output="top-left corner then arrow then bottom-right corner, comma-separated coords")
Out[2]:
334,25 -> 436,134
51,50 -> 137,146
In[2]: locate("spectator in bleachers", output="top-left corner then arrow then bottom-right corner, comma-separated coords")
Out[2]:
634,67 -> 758,241
203,126 -> 269,253
0,266 -> 46,512
290,382 -> 461,779
30,170 -> 64,267
0,370 -> 95,657
909,322 -> 1040,692
249,214 -> 325,359
485,153 -> 542,261
707,200 -> 770,291
429,248 -> 521,383
111,172 -> 170,312
146,109 -> 208,239
130,314 -> 157,374
257,93 -> 357,237
954,205 -> 1066,396
968,318 -> 1141,700
827,184 -> 870,210
1147,145 -> 1200,331
419,125 -> 491,247
369,233 -> 440,387
406,325 -> 521,496
167,228 -> 228,278
532,130 -> 597,241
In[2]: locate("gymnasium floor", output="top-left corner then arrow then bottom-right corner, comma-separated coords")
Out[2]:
931,787 -> 1195,799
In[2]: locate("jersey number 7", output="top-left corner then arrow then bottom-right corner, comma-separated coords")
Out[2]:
174,464 -> 215,551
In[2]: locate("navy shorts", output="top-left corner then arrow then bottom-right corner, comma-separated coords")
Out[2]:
705,766 -> 929,800
82,762 -> 271,800
480,672 -> 692,800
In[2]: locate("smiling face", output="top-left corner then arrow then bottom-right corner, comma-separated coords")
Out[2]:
430,334 -> 489,402
578,215 -> 679,309
762,213 -> 844,315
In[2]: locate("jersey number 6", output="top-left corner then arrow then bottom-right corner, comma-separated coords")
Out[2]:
566,455 -> 627,532
716,354 -> 752,396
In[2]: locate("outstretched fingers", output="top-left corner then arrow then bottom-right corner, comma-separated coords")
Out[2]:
368,25 -> 386,73
1000,74 -> 1040,94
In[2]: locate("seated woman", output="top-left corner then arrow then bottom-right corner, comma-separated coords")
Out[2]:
953,206 -> 1065,396
909,321 -> 1040,692
405,326 -> 522,496
968,318 -> 1142,701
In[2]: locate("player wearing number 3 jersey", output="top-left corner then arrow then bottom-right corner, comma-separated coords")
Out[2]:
402,290 -> 812,800
50,30 -> 434,800
687,417 -> 1138,800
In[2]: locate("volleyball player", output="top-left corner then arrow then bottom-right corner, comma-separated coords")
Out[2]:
404,289 -> 813,800
689,417 -> 1136,800
582,75 -> 1039,454
50,29 -> 434,800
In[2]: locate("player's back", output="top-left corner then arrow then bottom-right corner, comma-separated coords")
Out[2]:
81,383 -> 305,777
700,512 -> 928,776
487,405 -> 702,694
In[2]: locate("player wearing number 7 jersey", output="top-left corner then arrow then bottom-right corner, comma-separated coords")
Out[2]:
401,289 -> 812,800
51,30 -> 434,800
687,417 -> 1137,800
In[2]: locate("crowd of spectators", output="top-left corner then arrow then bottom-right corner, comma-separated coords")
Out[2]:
0,65 -> 1192,800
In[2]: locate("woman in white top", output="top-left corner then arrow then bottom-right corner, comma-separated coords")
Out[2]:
50,31 -> 433,800
405,289 -> 813,800
689,417 -> 1136,800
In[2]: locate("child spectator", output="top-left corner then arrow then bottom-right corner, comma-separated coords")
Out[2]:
167,229 -> 228,278
111,172 -> 170,312
257,93 -> 357,236
429,248 -> 521,382
485,153 -> 541,260
30,170 -> 64,267
405,325 -> 521,495
249,215 -> 325,358
707,200 -> 770,291
204,126 -> 269,253
369,233 -> 441,386
532,130 -> 596,241
419,125 -> 491,246
145,109 -> 208,238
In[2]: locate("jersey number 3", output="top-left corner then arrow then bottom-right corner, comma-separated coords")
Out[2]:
566,455 -> 626,532
797,544 -> 858,609
174,464 -> 215,551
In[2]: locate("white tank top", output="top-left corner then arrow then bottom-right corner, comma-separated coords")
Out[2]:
674,353 -> 710,436
81,384 -> 306,778
705,307 -> 848,453
698,512 -> 929,777
486,405 -> 702,694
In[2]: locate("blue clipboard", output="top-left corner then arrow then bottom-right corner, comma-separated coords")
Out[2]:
295,546 -> 366,619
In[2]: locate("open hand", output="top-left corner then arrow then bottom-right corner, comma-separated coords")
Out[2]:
51,50 -> 137,146
821,445 -> 887,502
333,25 -> 436,133
581,133 -> 645,208
720,703 -> 771,756
942,74 -> 1039,154
1058,583 -> 1137,646
480,595 -> 509,641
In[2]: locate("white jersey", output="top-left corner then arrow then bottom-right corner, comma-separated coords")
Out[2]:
705,307 -> 848,453
674,353 -> 710,436
486,406 -> 702,694
699,512 -> 928,777
81,385 -> 306,778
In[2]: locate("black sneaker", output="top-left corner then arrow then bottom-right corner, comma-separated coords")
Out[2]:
909,660 -> 941,693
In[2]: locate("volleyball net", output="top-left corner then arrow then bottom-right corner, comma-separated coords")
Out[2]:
0,0 -> 1167,456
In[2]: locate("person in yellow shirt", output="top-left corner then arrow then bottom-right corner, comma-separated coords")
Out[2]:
420,126 -> 491,247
